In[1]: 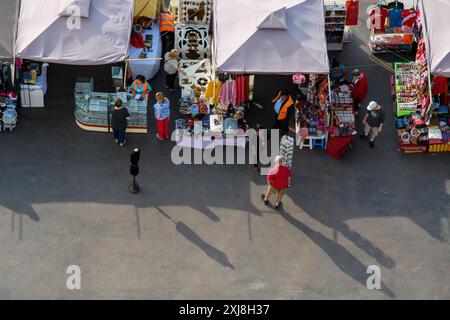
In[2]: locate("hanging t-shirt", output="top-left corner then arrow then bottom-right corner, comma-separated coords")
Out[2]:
432,77 -> 448,96
402,9 -> 417,28
368,7 -> 389,32
388,9 -> 403,28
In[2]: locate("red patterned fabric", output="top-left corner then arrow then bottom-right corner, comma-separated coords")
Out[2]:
345,0 -> 359,26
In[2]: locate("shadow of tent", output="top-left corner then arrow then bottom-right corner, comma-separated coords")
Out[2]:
279,210 -> 396,298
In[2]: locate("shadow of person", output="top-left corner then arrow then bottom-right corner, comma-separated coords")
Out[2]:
334,221 -> 396,269
279,210 -> 396,298
176,222 -> 235,270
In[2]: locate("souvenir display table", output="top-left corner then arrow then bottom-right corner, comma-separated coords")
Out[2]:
128,23 -> 162,80
369,32 -> 414,54
295,74 -> 331,150
394,60 -> 431,153
74,80 -> 148,133
330,83 -> 357,137
367,2 -> 416,54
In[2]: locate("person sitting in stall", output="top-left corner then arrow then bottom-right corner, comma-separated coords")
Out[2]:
130,75 -> 152,100
272,90 -> 295,137
351,69 -> 368,115
330,58 -> 347,83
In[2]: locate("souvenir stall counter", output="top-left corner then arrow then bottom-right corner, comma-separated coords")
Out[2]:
367,1 -> 417,54
295,74 -> 331,150
0,61 -> 18,132
128,22 -> 162,80
393,60 -> 431,153
74,79 -> 148,134
327,82 -> 358,158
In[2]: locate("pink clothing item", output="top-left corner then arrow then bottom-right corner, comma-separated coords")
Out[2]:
220,79 -> 236,105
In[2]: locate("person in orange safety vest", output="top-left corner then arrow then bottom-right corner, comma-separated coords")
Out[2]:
272,90 -> 295,137
158,10 -> 175,54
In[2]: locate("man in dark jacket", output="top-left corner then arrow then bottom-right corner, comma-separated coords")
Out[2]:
111,98 -> 130,147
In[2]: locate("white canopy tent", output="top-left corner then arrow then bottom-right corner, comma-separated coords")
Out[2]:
213,0 -> 330,75
15,0 -> 134,65
420,0 -> 450,77
0,0 -> 20,59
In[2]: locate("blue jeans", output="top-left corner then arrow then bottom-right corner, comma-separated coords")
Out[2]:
113,129 -> 126,144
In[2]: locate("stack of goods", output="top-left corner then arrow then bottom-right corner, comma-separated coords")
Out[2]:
394,60 -> 431,153
331,84 -> 357,137
296,74 -> 331,141
0,62 -> 18,132
280,135 -> 294,169
428,76 -> 450,152
0,95 -> 18,132
367,1 -> 416,53
325,5 -> 347,51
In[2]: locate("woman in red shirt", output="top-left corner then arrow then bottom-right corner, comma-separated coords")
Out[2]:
351,69 -> 368,115
261,156 -> 292,210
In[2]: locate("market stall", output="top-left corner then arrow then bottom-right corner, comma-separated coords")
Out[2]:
14,0 -> 147,133
214,0 -> 331,157
0,0 -> 20,133
418,0 -> 450,152
171,0 -> 246,149
367,1 -> 417,54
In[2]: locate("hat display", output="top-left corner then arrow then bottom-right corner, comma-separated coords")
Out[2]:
367,101 -> 378,111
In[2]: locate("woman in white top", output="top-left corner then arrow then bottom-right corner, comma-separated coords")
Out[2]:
164,49 -> 179,92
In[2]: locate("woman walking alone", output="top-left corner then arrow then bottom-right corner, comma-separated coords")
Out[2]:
154,92 -> 171,141
111,98 -> 130,147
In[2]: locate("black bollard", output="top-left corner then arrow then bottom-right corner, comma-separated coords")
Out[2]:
129,148 -> 140,193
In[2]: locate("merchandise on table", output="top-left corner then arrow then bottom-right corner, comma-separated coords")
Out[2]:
394,36 -> 436,153
128,17 -> 162,80
367,2 -> 416,54
175,72 -> 250,148
295,74 -> 331,148
330,83 -> 357,137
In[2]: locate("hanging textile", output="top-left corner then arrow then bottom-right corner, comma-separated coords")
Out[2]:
345,0 -> 359,26
220,78 -> 236,106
